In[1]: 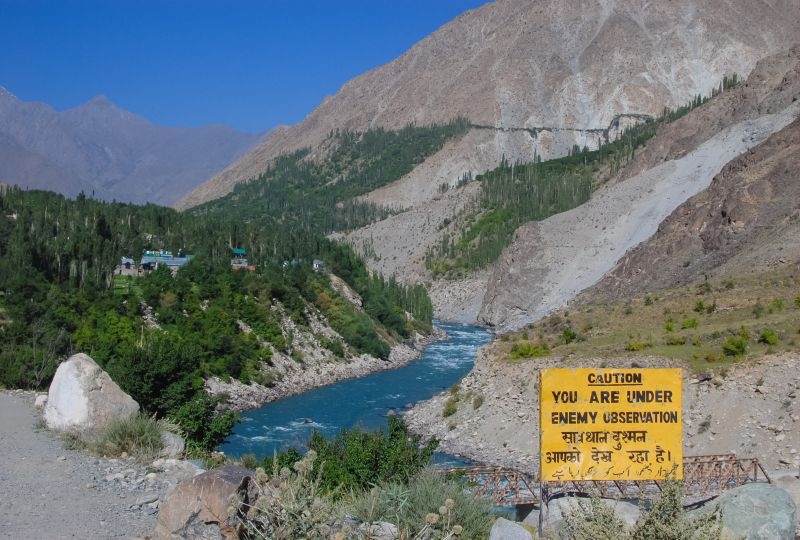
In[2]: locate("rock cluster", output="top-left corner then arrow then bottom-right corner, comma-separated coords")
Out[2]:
91,456 -> 203,519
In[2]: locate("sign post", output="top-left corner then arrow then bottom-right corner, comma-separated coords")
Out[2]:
539,368 -> 682,483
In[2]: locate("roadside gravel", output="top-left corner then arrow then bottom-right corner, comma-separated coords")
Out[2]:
0,390 -> 200,540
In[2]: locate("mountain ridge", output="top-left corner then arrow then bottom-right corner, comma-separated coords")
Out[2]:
179,0 -> 800,210
0,89 -> 264,206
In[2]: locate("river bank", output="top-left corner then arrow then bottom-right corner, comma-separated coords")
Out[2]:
405,342 -> 800,475
207,325 -> 447,411
218,322 -> 490,459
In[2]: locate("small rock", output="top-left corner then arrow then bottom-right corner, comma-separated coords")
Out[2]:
136,494 -> 159,506
34,394 -> 48,411
57,456 -> 66,462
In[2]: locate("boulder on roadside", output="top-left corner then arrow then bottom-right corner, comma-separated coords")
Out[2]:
713,482 -> 797,540
489,517 -> 533,540
152,466 -> 256,540
44,353 -> 139,432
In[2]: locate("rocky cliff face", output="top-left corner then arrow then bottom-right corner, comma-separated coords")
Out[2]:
179,0 -> 800,210
479,46 -> 800,330
0,89 -> 262,205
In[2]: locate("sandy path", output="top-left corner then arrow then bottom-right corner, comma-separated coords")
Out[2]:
0,391 -> 158,539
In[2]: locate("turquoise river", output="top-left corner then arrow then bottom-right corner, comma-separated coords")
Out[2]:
219,322 -> 491,465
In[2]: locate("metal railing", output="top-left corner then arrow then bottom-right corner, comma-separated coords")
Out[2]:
439,454 -> 771,506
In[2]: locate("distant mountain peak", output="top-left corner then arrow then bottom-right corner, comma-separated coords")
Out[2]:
0,86 -> 18,101
85,94 -> 116,107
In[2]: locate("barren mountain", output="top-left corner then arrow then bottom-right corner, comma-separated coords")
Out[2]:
479,45 -> 800,330
0,88 -> 262,206
180,0 -> 800,210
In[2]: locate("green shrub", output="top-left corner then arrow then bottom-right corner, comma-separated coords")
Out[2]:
625,337 -> 652,351
562,493 -> 627,540
273,417 -> 436,496
443,397 -> 459,418
681,318 -> 698,329
758,328 -> 779,345
94,414 -> 164,462
563,480 -> 721,540
665,335 -> 686,346
665,319 -> 675,332
722,336 -> 748,357
169,394 -> 239,454
238,451 -> 333,539
562,328 -> 578,344
509,341 -> 550,359
693,300 -> 706,313
752,301 -> 765,319
644,296 -> 653,306
345,469 -> 495,540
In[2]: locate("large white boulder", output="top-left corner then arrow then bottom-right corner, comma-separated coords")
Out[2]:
44,353 -> 139,432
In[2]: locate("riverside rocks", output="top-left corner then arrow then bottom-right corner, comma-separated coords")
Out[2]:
207,327 -> 446,411
44,353 -> 139,432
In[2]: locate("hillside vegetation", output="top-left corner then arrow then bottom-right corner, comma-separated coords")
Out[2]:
193,119 -> 469,235
495,267 -> 800,372
0,187 -> 433,450
425,89 -> 730,278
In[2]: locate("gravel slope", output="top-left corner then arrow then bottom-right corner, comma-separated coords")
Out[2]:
479,100 -> 800,331
0,391 -> 196,540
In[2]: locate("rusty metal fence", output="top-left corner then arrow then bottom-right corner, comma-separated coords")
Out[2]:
440,454 -> 771,506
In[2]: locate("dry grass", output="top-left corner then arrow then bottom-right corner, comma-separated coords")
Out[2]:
496,267 -> 800,372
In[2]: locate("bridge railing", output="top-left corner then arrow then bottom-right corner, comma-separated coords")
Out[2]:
439,454 -> 771,506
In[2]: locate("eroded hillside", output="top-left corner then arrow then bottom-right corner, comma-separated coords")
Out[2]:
178,0 -> 800,210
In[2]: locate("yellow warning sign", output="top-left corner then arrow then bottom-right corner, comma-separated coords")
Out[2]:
539,368 -> 682,482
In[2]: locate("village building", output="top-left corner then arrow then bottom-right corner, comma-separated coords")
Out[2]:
230,247 -> 255,271
140,249 -> 193,272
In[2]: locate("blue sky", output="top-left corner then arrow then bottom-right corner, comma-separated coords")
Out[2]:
0,1 -> 488,133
